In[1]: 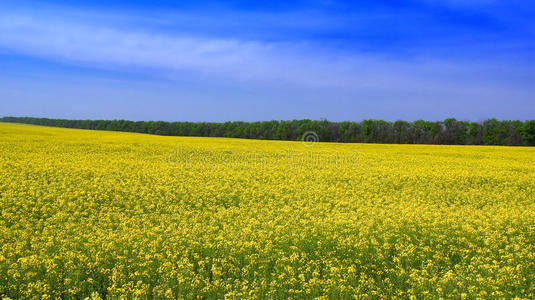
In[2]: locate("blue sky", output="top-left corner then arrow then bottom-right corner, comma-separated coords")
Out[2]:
1,0 -> 534,122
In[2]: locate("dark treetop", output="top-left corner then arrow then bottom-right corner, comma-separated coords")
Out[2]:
2,117 -> 534,146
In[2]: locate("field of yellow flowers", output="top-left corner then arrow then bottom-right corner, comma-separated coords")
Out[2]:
0,122 -> 534,299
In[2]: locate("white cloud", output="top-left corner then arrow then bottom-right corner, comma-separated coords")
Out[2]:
0,6 -> 533,105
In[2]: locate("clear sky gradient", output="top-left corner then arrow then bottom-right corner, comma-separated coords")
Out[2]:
1,0 -> 534,122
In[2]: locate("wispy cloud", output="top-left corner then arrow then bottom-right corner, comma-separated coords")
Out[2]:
0,2 -> 533,121
0,7 -> 531,90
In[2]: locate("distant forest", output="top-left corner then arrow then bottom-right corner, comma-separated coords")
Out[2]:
2,116 -> 535,146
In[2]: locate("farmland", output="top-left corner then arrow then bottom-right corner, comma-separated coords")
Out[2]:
0,122 -> 534,298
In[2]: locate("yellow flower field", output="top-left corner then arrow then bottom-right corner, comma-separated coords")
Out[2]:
0,122 -> 534,299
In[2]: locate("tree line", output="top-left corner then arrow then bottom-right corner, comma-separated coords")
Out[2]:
2,116 -> 534,146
